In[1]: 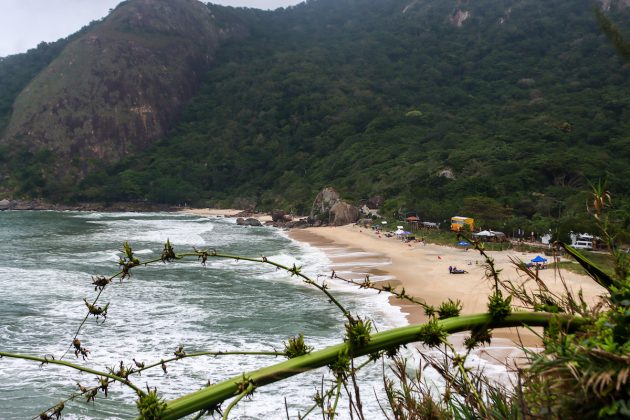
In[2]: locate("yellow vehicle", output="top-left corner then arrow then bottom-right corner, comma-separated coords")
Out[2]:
450,216 -> 474,232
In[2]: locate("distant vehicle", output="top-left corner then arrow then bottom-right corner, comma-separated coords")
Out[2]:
450,216 -> 474,232
572,240 -> 593,250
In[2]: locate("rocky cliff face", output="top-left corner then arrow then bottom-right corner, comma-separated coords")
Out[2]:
2,0 -> 247,177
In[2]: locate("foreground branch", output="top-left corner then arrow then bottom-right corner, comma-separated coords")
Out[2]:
157,312 -> 584,419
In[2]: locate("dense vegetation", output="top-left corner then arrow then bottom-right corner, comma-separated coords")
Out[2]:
1,0 -> 630,236
0,42 -> 64,132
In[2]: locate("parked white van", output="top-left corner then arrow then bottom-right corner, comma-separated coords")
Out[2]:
572,240 -> 593,250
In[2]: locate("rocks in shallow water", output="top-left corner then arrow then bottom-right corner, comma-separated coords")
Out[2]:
236,217 -> 263,227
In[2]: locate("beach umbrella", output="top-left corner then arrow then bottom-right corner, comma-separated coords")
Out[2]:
457,241 -> 470,247
531,255 -> 547,263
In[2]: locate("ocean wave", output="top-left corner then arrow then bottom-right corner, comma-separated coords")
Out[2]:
1,212 -> 423,418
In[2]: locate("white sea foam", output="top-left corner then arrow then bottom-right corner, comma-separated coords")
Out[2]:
0,212 -> 514,419
281,231 -> 408,331
86,217 -> 215,246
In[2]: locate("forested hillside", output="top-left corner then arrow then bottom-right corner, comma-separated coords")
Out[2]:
0,0 -> 247,198
1,0 -> 630,232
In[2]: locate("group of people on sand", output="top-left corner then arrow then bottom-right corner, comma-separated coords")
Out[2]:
448,265 -> 468,274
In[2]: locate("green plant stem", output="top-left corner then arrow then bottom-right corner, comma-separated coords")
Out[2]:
63,249 -> 353,370
331,273 -> 431,312
200,251 -> 353,321
456,356 -> 486,416
329,378 -> 343,420
0,351 -> 142,394
32,381 -> 111,420
155,312 -> 584,420
66,250 -> 353,359
222,382 -> 254,420
137,351 -> 283,375
300,358 -> 373,419
439,338 -> 487,417
463,234 -> 502,292
60,286 -> 105,360
60,269 -> 124,360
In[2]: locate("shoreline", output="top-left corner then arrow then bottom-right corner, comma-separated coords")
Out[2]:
10,204 -> 602,348
287,224 -> 606,349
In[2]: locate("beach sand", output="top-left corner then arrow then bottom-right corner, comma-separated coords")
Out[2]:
288,224 -> 607,352
184,209 -> 606,369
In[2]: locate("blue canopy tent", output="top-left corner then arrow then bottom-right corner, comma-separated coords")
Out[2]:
531,255 -> 547,263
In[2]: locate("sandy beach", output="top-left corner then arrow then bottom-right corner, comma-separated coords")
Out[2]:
288,224 -> 606,348
184,208 -> 606,366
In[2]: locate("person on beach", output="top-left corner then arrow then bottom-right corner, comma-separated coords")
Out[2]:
449,265 -> 453,273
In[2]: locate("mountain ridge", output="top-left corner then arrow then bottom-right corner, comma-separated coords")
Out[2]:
0,0 -> 629,234
1,0 -> 247,179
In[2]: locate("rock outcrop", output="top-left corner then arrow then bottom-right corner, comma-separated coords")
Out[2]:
310,187 -> 341,221
309,187 -> 359,226
236,217 -> 263,227
329,201 -> 359,226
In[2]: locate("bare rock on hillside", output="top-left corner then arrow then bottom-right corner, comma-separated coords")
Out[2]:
450,9 -> 470,27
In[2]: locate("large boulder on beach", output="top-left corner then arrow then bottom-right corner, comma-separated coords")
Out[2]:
310,187 -> 341,221
0,199 -> 10,210
271,210 -> 287,222
309,187 -> 359,226
285,219 -> 310,229
330,201 -> 360,226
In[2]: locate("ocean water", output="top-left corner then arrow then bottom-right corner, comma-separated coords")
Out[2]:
0,211 -> 408,419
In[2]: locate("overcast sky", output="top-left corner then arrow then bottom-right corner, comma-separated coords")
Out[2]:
0,0 -> 303,57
